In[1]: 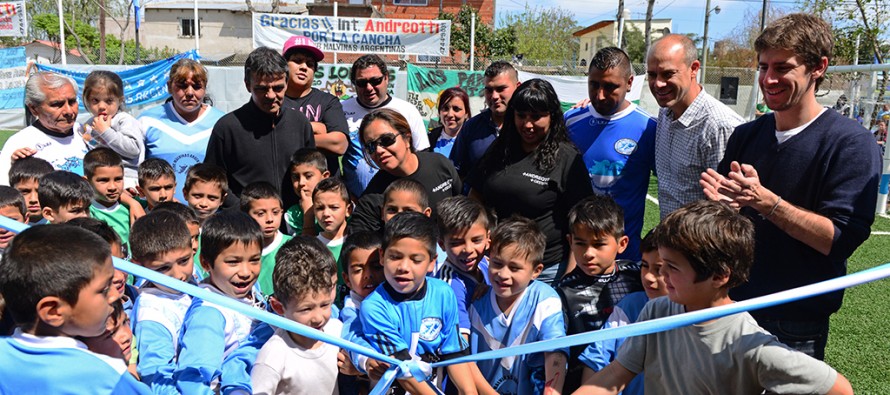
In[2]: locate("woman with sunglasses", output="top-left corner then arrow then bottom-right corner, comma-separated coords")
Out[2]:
348,108 -> 461,233
427,87 -> 471,158
466,79 -> 592,285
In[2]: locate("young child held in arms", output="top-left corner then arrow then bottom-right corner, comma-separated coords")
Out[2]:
38,170 -> 93,223
85,147 -> 143,245
434,196 -> 491,340
469,216 -> 567,395
129,210 -> 195,392
82,70 -> 145,188
576,201 -> 853,395
577,228 -> 666,395
557,195 -> 642,392
251,237 -> 343,395
285,148 -> 330,235
241,181 -> 292,297
314,177 -> 352,303
8,156 -> 53,224
0,225 -> 150,393
0,186 -> 27,257
183,163 -> 228,223
137,158 -> 177,211
361,211 -> 477,394
174,211 -> 265,395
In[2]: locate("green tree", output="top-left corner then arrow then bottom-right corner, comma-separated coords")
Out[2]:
499,3 -> 579,62
439,5 -> 515,61
799,0 -> 889,125
623,24 -> 646,63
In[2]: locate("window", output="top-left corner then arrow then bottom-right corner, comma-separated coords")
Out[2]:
393,0 -> 428,5
179,18 -> 200,38
416,54 -> 440,64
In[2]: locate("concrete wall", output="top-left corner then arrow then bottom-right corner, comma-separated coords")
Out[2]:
142,9 -> 255,55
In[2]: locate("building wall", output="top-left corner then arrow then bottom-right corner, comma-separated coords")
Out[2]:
142,9 -> 255,55
577,19 -> 671,65
330,0 -> 495,25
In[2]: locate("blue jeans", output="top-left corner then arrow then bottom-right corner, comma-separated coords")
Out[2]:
757,318 -> 830,360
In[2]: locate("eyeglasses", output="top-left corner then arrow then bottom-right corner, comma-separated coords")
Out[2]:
354,76 -> 385,88
365,133 -> 400,152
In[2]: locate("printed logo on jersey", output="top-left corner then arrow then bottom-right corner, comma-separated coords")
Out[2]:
172,153 -> 200,175
432,179 -> 453,193
58,157 -> 84,176
419,317 -> 443,341
522,172 -> 550,186
614,138 -> 638,155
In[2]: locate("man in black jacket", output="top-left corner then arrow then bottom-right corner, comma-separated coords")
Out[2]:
205,47 -> 315,209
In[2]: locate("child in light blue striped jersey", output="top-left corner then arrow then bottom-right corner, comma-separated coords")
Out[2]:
468,216 -> 567,395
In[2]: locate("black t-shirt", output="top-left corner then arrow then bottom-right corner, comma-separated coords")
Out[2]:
349,151 -> 461,234
283,89 -> 349,176
467,142 -> 593,269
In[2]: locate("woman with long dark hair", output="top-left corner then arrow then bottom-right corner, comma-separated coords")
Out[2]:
467,79 -> 592,284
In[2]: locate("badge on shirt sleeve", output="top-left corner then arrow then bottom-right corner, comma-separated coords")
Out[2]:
419,317 -> 443,341
614,139 -> 638,155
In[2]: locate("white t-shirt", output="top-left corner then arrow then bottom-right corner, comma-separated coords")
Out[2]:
775,107 -> 828,144
251,319 -> 343,395
0,124 -> 89,185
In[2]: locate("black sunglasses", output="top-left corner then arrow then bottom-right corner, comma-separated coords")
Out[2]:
365,133 -> 400,152
354,76 -> 385,87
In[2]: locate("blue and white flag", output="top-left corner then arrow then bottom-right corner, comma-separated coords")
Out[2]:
36,50 -> 199,109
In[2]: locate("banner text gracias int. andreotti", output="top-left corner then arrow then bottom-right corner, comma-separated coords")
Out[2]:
253,13 -> 451,57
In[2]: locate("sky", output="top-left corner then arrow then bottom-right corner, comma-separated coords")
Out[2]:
495,0 -> 799,42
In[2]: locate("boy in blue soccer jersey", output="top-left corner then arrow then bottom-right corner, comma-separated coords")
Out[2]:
434,196 -> 491,341
85,147 -> 145,247
37,170 -> 93,223
360,211 -> 478,395
0,225 -> 150,394
0,186 -> 27,257
557,195 -> 643,392
137,158 -> 177,211
174,211 -> 265,395
129,210 -> 195,393
469,217 -> 567,395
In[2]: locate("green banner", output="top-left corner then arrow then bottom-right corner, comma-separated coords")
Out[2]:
406,63 -> 486,127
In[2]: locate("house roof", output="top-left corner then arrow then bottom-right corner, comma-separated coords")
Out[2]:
144,1 -> 307,13
29,40 -> 83,57
573,20 -> 613,37
574,18 -> 673,37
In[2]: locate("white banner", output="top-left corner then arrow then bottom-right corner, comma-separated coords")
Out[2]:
0,1 -> 26,37
253,13 -> 451,56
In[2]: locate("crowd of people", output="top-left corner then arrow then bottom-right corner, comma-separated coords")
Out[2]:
0,12 -> 880,395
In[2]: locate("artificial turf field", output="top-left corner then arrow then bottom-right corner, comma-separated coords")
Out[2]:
642,177 -> 890,393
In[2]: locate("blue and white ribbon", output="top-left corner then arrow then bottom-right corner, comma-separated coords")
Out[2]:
1,217 -> 887,393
